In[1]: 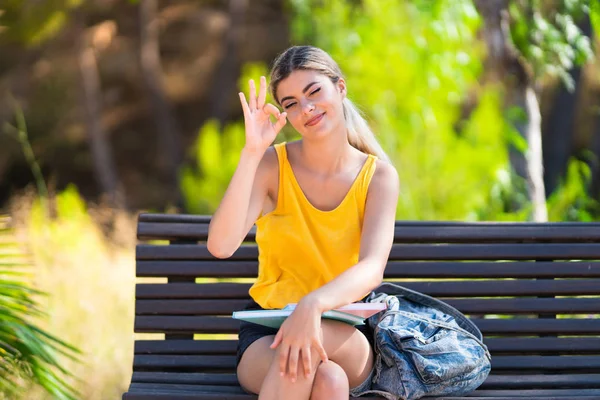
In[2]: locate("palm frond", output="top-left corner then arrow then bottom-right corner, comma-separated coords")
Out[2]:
0,216 -> 81,400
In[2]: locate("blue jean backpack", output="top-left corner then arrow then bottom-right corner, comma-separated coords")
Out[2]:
355,282 -> 491,400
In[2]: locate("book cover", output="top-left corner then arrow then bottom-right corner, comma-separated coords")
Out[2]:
232,308 -> 368,329
282,302 -> 387,319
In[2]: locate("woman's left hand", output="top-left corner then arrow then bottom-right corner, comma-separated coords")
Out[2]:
270,297 -> 329,382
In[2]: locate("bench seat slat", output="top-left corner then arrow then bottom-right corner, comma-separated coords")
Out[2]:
132,354 -> 600,371
135,298 -> 600,316
136,280 -> 600,299
136,261 -> 600,279
127,382 -> 600,398
133,338 -> 600,356
133,316 -> 600,335
130,371 -> 600,389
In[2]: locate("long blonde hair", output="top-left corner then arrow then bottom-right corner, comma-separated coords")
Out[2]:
269,46 -> 390,162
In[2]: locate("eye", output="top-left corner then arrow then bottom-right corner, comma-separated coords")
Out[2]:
284,102 -> 296,109
310,88 -> 321,95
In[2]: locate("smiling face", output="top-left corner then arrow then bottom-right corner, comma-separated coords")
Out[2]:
275,69 -> 347,139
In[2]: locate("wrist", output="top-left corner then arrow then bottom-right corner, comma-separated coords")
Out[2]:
300,294 -> 326,314
241,145 -> 264,158
239,147 -> 264,165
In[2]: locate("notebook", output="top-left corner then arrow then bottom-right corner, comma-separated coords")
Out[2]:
232,302 -> 386,329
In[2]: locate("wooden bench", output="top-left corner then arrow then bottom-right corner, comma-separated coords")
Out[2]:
122,213 -> 600,399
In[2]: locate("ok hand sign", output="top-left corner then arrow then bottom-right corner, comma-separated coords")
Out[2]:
239,76 -> 287,157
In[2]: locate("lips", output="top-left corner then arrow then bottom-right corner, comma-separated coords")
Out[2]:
305,112 -> 325,126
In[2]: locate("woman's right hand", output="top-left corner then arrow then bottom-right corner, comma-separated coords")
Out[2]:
239,76 -> 287,156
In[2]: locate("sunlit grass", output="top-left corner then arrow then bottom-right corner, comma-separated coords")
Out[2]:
9,188 -> 137,400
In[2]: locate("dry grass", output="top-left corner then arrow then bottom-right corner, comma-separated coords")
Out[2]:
8,188 -> 138,400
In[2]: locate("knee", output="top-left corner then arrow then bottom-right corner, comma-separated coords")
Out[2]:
310,361 -> 349,400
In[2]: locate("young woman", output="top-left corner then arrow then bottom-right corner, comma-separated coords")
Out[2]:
207,45 -> 399,400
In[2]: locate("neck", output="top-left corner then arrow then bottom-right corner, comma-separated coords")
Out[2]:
298,126 -> 357,175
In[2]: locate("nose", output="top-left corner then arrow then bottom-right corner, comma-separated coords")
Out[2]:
301,100 -> 315,115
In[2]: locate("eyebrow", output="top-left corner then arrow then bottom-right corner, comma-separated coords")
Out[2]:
279,81 -> 319,104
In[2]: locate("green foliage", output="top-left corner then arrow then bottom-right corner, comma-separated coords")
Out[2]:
289,0 -> 512,220
509,0 -> 593,90
181,120 -> 245,214
181,62 -> 298,214
181,0 -> 598,222
0,0 -> 81,47
0,216 -> 81,400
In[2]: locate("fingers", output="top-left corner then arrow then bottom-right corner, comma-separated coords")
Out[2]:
316,340 -> 328,364
278,344 -> 289,377
249,79 -> 257,111
263,103 -> 281,118
273,112 -> 287,133
238,92 -> 250,117
287,347 -> 299,382
257,76 -> 267,110
301,346 -> 312,378
270,330 -> 282,349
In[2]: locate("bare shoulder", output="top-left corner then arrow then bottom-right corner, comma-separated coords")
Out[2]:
369,159 -> 400,195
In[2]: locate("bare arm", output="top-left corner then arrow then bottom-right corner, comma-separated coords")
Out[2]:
207,76 -> 286,258
303,160 -> 400,311
207,148 -> 276,258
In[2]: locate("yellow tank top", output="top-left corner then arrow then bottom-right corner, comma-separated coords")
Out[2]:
249,142 -> 378,309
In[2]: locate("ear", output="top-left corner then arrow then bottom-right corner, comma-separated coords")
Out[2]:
337,78 -> 347,99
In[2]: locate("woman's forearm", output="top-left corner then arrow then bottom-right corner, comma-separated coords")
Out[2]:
303,260 -> 384,313
207,149 -> 263,258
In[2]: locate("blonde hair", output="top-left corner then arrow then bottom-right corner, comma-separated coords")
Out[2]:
269,46 -> 390,162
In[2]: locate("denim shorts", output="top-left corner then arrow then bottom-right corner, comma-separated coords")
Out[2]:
236,298 -> 376,396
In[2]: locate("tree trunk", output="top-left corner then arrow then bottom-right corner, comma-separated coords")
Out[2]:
543,16 -> 589,195
77,16 -> 123,208
475,0 -> 547,221
208,0 -> 248,125
140,0 -> 184,210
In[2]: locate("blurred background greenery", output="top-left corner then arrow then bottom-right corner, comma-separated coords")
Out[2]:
1,0 -> 600,398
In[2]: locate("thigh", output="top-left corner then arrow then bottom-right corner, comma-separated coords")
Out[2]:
236,320 -> 374,393
320,320 -> 374,389
237,335 -> 277,394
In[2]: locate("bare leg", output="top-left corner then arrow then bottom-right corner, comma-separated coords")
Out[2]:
236,320 -> 374,398
309,361 -> 349,400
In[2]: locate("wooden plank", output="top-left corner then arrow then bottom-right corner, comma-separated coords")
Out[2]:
132,354 -> 600,372
484,338 -> 600,354
133,354 -> 236,369
134,315 -> 600,335
137,221 -> 600,243
136,245 -> 257,261
135,298 -> 600,316
135,280 -> 600,299
136,261 -> 258,278
132,337 -> 600,356
388,243 -> 600,260
492,356 -> 600,370
128,382 -> 245,394
475,319 -> 600,335
135,299 -> 249,316
138,213 -> 600,227
139,214 -> 213,224
129,371 -> 600,389
136,260 -> 600,279
445,298 -> 600,315
131,372 -> 238,385
137,243 -> 600,261
482,374 -> 600,389
137,214 -> 600,242
134,340 -> 237,355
